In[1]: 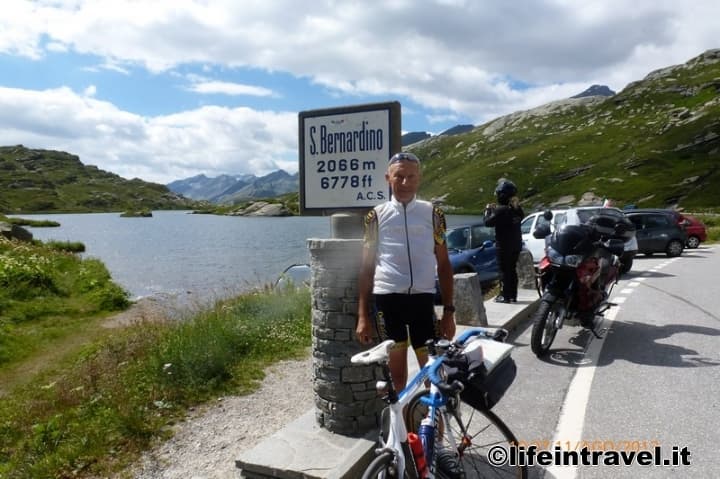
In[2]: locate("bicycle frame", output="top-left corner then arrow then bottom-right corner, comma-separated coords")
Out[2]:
352,329 -> 494,479
384,358 -> 435,478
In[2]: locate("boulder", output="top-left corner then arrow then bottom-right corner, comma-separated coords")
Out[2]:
230,201 -> 292,217
0,222 -> 33,242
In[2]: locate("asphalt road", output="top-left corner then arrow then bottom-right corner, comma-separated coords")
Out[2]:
491,245 -> 720,479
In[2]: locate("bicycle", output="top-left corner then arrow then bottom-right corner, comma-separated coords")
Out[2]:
351,328 -> 527,478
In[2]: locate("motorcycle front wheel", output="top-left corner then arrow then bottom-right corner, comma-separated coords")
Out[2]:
530,300 -> 562,357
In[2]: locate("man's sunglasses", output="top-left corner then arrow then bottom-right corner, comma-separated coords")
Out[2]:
388,152 -> 420,164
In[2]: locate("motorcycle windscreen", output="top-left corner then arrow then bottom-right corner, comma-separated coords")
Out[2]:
549,224 -> 595,256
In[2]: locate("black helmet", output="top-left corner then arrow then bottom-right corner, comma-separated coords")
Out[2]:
495,180 -> 517,205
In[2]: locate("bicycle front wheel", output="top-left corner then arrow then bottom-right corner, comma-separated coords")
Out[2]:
361,451 -> 407,479
405,391 -> 527,479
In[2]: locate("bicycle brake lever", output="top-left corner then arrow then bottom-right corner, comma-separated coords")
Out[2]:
491,328 -> 509,342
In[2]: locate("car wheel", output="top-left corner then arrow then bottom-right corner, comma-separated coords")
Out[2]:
686,235 -> 700,249
666,239 -> 684,257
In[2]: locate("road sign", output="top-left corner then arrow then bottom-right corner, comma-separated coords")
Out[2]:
299,102 -> 401,215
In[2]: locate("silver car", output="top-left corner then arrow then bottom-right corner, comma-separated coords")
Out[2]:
521,206 -> 638,273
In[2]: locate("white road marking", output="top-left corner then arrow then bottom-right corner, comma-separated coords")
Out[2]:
545,305 -> 620,479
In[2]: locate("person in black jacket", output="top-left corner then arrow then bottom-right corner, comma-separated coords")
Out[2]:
484,180 -> 524,303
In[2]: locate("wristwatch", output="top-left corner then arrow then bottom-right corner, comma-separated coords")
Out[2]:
443,305 -> 456,314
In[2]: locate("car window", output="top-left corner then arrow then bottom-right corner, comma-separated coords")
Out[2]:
470,225 -> 495,247
577,208 -> 623,223
446,227 -> 470,249
554,212 -> 567,226
646,214 -> 671,229
576,210 -> 596,223
628,215 -> 644,228
520,215 -> 535,234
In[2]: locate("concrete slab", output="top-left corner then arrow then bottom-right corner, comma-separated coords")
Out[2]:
236,410 -> 377,479
236,288 -> 540,478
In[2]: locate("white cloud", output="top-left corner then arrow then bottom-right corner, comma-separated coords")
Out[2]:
0,85 -> 297,183
0,0 -> 718,181
187,80 -> 276,97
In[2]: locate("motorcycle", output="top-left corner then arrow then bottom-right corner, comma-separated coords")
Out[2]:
530,211 -> 627,357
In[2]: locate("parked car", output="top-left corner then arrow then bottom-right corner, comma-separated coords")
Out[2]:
624,210 -> 687,257
521,206 -> 638,273
682,214 -> 708,248
444,222 -> 499,283
625,208 -> 708,249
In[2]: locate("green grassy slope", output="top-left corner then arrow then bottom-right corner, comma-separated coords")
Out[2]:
410,49 -> 720,212
0,146 -> 199,213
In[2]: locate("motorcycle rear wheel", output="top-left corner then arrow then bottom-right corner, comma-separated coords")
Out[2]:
530,300 -> 561,357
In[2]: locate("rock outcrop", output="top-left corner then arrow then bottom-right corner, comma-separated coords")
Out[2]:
229,201 -> 292,217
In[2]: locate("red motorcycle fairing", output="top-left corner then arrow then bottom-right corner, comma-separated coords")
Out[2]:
576,257 -> 600,287
576,257 -> 602,311
538,256 -> 551,271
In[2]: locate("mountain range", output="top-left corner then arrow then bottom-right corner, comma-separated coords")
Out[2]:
166,170 -> 299,204
165,124 -> 478,204
2,49 -> 718,214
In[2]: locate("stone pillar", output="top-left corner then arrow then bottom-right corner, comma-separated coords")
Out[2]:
517,250 -> 537,290
308,238 -> 382,435
452,273 -> 487,326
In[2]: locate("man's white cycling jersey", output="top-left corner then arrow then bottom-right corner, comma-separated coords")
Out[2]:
363,196 -> 447,295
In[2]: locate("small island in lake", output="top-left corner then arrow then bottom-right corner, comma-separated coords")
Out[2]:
120,210 -> 153,218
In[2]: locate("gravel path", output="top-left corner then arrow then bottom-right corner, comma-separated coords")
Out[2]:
123,352 -> 314,479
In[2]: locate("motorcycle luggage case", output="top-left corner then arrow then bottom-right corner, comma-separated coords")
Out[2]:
587,214 -> 635,241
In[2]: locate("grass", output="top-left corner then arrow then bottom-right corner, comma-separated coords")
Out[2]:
0,236 -> 129,369
692,213 -> 720,243
0,232 -> 312,478
40,240 -> 86,253
0,285 -> 311,478
4,218 -> 60,228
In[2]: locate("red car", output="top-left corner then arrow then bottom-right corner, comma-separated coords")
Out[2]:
679,214 -> 707,248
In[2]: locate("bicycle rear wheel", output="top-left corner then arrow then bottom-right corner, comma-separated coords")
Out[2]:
405,391 -> 527,479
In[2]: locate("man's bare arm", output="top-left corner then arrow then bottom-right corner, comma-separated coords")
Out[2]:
356,244 -> 376,344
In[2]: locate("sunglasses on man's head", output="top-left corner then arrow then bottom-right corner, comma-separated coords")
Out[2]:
388,152 -> 420,164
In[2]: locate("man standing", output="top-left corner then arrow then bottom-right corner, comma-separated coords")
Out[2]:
356,152 -> 456,392
484,179 -> 524,303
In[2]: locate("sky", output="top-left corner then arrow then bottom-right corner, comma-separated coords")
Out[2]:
0,0 -> 718,185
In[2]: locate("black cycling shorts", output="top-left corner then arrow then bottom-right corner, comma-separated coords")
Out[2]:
374,293 -> 439,351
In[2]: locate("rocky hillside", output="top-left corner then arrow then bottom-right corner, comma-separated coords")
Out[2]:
0,146 -> 198,213
409,49 -> 720,213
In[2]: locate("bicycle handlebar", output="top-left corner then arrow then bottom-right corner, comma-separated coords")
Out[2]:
426,356 -> 465,397
426,327 -> 509,396
455,327 -> 507,345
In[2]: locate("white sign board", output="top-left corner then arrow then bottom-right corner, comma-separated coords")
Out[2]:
299,102 -> 400,214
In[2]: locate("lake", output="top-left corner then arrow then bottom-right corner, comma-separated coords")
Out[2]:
18,210 -> 481,303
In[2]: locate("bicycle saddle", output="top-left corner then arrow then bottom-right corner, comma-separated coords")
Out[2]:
351,339 -> 396,365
